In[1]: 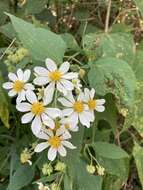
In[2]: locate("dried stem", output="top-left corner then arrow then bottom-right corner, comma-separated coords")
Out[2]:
105,0 -> 112,33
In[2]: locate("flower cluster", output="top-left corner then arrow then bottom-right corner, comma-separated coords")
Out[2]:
3,58 -> 105,161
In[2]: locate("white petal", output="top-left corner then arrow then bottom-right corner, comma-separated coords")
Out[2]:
62,141 -> 76,149
17,69 -> 24,81
8,90 -> 17,97
43,82 -> 55,105
77,92 -> 84,101
8,73 -> 18,82
62,72 -> 78,79
79,112 -> 91,128
96,99 -> 106,105
16,102 -> 31,112
26,90 -> 37,103
58,145 -> 67,157
16,90 -> 26,104
95,105 -> 105,112
35,131 -> 49,140
90,88 -> 95,99
45,58 -> 57,71
68,112 -> 78,125
21,112 -> 34,123
45,108 -> 61,118
58,97 -> 73,107
34,76 -> 49,86
84,88 -> 90,101
31,116 -> 42,135
57,82 -> 67,96
62,131 -> 71,139
90,111 -> 95,122
62,108 -> 73,116
42,114 -> 55,129
60,79 -> 74,91
48,147 -> 57,161
34,67 -> 48,76
34,142 -> 49,152
56,128 -> 65,136
24,83 -> 35,91
59,61 -> 70,74
65,91 -> 75,103
23,70 -> 31,82
3,82 -> 13,89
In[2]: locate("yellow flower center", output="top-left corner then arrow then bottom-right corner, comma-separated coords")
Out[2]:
73,101 -> 84,113
48,136 -> 61,148
49,70 -> 62,81
64,123 -> 70,129
31,102 -> 45,115
88,99 -> 96,110
13,80 -> 24,92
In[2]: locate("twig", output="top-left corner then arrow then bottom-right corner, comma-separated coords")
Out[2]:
105,0 -> 112,33
0,38 -> 16,60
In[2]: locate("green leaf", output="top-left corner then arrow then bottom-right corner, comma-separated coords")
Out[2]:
92,142 -> 129,159
0,72 -> 9,128
75,159 -> 103,190
83,32 -> 135,64
88,57 -> 136,107
7,13 -> 66,64
61,33 -> 80,51
7,165 -> 35,190
24,0 -> 48,14
0,0 -> 9,25
133,142 -> 143,188
133,0 -> 143,17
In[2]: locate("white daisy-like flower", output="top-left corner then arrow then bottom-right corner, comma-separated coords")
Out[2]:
3,69 -> 34,103
72,78 -> 82,92
83,88 -> 105,121
34,128 -> 76,161
33,58 -> 78,102
58,92 -> 93,128
60,117 -> 79,133
16,91 -> 61,135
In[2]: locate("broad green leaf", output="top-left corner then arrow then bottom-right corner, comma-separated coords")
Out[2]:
88,57 -> 136,107
83,32 -> 135,64
133,142 -> 143,188
133,0 -> 143,17
103,175 -> 125,190
0,72 -> 9,128
123,51 -> 143,134
0,23 -> 16,39
92,142 -> 129,159
7,13 -> 66,64
75,159 -> 103,190
61,33 -> 80,51
96,155 -> 129,179
24,0 -> 48,14
7,165 -> 35,190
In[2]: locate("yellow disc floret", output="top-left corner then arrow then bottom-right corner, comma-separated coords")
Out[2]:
49,71 -> 62,81
48,136 -> 61,148
31,102 -> 45,115
64,123 -> 70,129
73,101 -> 84,113
88,99 -> 96,110
13,80 -> 24,92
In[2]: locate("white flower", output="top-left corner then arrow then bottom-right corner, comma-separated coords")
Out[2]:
16,91 -> 61,135
33,58 -> 78,102
58,92 -> 93,128
83,88 -> 105,121
60,117 -> 79,133
34,129 -> 76,161
3,69 -> 34,103
37,182 -> 50,190
72,78 -> 82,91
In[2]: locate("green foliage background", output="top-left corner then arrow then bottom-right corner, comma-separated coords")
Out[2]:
0,0 -> 143,189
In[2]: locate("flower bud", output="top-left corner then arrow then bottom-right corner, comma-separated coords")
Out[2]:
86,164 -> 95,174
